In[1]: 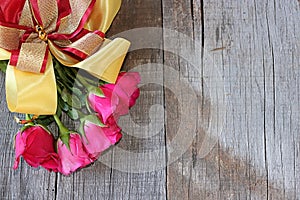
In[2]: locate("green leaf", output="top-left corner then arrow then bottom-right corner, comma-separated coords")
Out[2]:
79,94 -> 87,106
35,115 -> 49,119
70,87 -> 85,107
20,124 -> 34,132
85,115 -> 106,127
77,114 -> 105,137
69,67 -> 79,77
77,115 -> 105,140
64,67 -> 77,80
56,80 -> 64,94
0,60 -> 8,73
61,88 -> 82,109
35,115 -> 55,127
74,79 -> 83,88
37,124 -> 52,134
78,119 -> 85,136
60,133 -> 70,151
85,97 -> 93,113
70,95 -> 82,109
85,77 -> 99,86
61,88 -> 69,102
71,87 -> 83,97
98,79 -> 107,85
54,63 -> 74,88
67,108 -> 79,120
89,86 -> 104,97
57,75 -> 84,99
58,98 -> 69,111
56,105 -> 62,118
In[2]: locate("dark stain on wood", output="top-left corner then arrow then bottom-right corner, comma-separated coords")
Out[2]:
210,47 -> 226,51
215,27 -> 220,43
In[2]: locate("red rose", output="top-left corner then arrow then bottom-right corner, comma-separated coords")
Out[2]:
13,125 -> 61,172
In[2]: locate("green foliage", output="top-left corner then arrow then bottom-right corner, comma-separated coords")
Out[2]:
35,115 -> 55,127
0,60 -> 8,73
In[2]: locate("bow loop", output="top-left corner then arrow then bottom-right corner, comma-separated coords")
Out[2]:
33,0 -> 59,32
0,26 -> 26,51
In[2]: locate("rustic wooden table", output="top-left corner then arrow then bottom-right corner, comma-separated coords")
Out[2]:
1,0 -> 299,199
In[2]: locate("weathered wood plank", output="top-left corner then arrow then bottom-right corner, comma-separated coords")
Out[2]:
164,0 -> 300,199
265,1 -> 300,199
162,0 -> 205,199
204,1 -> 269,199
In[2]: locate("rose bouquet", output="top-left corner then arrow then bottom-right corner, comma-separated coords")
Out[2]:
0,0 -> 140,175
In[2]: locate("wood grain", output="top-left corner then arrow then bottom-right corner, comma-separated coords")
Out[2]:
0,0 -> 299,199
163,0 -> 300,199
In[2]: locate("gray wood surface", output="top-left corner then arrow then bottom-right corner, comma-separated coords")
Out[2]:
0,0 -> 299,199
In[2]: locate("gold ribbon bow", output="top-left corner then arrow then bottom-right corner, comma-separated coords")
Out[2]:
0,0 -> 130,115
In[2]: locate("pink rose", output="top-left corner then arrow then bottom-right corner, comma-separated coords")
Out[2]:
82,119 -> 121,159
104,72 -> 140,113
88,72 -> 140,123
88,87 -> 119,124
13,125 -> 61,172
57,133 -> 94,175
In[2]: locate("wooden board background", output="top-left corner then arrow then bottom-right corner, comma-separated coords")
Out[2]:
0,0 -> 299,199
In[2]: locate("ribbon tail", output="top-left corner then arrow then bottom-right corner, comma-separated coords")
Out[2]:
85,0 -> 122,33
72,38 -> 130,83
6,53 -> 57,115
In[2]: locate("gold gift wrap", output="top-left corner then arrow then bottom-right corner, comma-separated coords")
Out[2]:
0,0 -> 130,115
